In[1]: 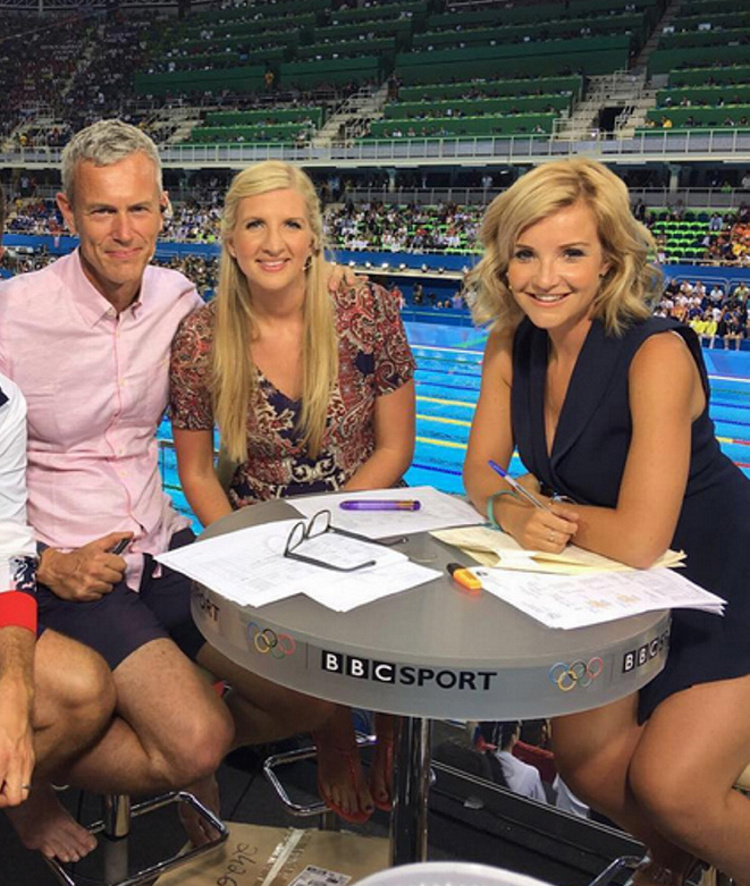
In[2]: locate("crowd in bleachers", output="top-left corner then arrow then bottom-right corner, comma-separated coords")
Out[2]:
5,219 -> 750,347
1,0 -> 748,153
326,201 -> 483,252
654,278 -> 750,349
4,191 -> 750,268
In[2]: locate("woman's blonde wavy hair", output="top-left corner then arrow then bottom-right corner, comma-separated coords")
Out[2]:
466,158 -> 662,336
213,161 -> 336,462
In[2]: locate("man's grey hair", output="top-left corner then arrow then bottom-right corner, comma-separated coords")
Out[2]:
61,119 -> 163,202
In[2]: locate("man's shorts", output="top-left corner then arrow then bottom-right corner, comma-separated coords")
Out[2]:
36,528 -> 206,670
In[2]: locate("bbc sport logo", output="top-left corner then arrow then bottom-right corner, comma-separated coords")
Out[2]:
320,650 -> 498,691
622,627 -> 670,674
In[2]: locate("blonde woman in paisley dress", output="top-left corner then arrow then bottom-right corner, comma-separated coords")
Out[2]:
170,161 -> 416,823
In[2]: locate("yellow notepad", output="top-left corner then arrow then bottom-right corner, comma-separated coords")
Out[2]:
431,525 -> 685,575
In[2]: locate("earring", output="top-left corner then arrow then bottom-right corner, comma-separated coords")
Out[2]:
304,255 -> 312,271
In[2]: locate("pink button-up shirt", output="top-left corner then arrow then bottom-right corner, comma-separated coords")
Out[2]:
0,250 -> 203,591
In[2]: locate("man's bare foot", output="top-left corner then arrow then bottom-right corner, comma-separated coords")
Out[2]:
314,706 -> 373,823
6,784 -> 97,863
178,773 -> 221,846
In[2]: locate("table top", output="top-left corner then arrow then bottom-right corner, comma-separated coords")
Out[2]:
193,500 -> 670,720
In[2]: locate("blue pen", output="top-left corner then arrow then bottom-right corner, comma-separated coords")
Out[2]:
488,459 -> 554,513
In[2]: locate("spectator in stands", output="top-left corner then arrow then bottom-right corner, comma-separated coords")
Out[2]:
0,183 -> 116,863
169,160 -> 415,824
388,281 -> 405,310
553,773 -> 590,818
691,310 -> 718,348
513,718 -> 556,785
709,283 -> 725,304
720,310 -> 744,350
490,722 -> 547,803
464,158 -> 750,884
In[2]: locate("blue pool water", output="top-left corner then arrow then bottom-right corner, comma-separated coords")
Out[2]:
158,321 -> 750,525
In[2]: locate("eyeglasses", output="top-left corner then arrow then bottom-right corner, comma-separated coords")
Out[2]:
283,509 -> 379,572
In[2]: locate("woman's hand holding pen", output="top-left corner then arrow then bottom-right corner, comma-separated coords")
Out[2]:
487,464 -> 579,552
510,500 -> 580,553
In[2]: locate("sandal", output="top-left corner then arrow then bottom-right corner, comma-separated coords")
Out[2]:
313,731 -> 373,824
369,713 -> 398,812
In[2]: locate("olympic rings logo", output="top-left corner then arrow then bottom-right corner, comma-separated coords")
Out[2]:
247,622 -> 296,659
548,657 -> 604,692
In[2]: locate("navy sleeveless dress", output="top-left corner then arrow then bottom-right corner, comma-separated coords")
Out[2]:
511,315 -> 750,721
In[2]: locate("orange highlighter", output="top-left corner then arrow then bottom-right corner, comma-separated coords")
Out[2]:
446,562 -> 483,594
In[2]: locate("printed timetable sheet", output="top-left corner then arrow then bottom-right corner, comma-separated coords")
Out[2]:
472,565 -> 725,629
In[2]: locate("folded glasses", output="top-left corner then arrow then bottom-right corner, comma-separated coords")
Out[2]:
283,509 -> 381,573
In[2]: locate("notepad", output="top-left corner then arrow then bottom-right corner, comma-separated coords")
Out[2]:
431,525 -> 686,575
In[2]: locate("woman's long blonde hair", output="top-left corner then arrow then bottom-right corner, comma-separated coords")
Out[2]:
466,158 -> 662,336
213,161 -> 336,461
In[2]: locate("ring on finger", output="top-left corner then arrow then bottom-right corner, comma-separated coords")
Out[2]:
547,531 -> 554,543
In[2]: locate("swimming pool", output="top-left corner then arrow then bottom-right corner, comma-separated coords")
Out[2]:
158,320 -> 750,525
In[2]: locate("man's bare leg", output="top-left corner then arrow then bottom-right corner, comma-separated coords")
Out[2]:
64,638 -> 234,846
6,630 -> 116,863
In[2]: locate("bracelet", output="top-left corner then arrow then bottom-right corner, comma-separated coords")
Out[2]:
486,490 -> 516,531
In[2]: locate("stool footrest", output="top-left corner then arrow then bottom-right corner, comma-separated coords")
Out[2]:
588,855 -> 643,886
264,733 -> 376,818
44,790 -> 229,886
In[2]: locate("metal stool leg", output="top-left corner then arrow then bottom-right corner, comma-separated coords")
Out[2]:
103,794 -> 131,885
44,790 -> 228,886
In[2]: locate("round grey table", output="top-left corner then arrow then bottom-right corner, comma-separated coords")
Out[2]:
193,500 -> 670,866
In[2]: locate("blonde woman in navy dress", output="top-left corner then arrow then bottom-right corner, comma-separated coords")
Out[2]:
463,159 -> 750,884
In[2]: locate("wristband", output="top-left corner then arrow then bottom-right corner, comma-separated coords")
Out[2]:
0,591 -> 37,633
486,490 -> 516,531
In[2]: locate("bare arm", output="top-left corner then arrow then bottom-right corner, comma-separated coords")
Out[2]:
173,427 -> 233,528
463,329 -> 579,550
562,332 -> 703,568
0,626 -> 34,807
344,380 -> 416,491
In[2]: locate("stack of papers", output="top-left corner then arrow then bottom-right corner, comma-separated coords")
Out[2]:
471,566 -> 725,629
431,526 -> 686,574
156,519 -> 441,612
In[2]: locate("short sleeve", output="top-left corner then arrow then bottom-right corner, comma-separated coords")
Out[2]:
169,304 -> 216,431
0,377 -> 37,630
370,284 -> 416,395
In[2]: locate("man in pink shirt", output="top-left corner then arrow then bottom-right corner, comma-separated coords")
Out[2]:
0,183 -> 116,865
0,121 -> 333,850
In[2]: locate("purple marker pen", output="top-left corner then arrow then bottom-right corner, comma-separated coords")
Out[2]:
339,500 -> 421,511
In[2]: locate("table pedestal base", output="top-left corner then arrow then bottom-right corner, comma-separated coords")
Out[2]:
391,716 -> 432,866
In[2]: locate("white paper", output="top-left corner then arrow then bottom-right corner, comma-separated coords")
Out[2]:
472,565 -> 725,630
156,519 -> 441,612
291,486 -> 483,539
290,866 -> 350,886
